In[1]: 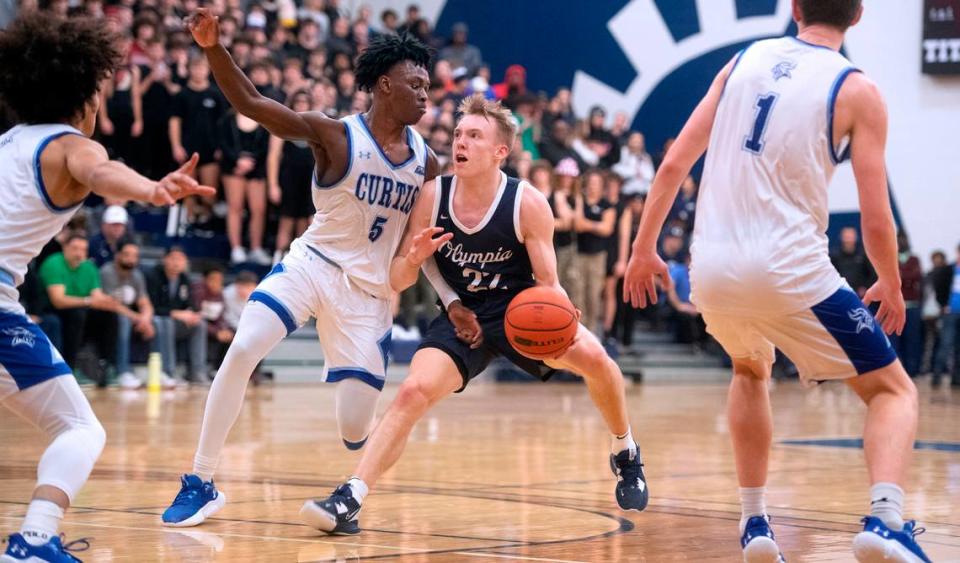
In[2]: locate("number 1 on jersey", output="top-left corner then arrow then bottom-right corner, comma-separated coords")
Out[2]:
744,93 -> 778,154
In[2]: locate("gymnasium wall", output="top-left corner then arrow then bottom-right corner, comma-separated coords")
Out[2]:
349,0 -> 960,264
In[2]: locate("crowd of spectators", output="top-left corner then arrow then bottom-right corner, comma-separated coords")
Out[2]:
5,0 -> 959,388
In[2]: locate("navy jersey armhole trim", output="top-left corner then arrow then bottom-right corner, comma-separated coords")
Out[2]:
314,120 -> 352,189
827,67 -> 862,165
34,131 -> 87,213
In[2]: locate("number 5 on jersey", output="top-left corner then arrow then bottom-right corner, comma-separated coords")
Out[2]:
744,93 -> 778,154
369,215 -> 388,242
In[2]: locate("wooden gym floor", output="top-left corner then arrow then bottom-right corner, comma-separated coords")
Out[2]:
0,380 -> 957,562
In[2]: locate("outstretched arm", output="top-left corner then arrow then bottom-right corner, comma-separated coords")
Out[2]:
623,58 -> 732,308
58,135 -> 215,205
188,9 -> 342,144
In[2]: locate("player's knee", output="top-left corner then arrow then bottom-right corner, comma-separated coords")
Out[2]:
574,340 -> 615,379
84,418 -> 107,459
393,379 -> 432,414
732,358 -> 770,381
225,334 -> 262,368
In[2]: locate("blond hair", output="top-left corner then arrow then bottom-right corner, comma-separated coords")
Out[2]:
457,93 -> 518,147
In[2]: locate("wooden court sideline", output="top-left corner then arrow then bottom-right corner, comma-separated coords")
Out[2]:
0,381 -> 957,562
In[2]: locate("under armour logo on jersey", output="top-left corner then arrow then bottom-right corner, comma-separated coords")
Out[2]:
772,60 -> 797,81
2,327 -> 36,348
848,308 -> 875,334
415,165 -> 425,176
358,151 -> 372,160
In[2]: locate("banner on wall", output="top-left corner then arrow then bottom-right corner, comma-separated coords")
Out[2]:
923,0 -> 960,74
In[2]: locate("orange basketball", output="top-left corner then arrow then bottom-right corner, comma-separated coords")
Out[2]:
504,286 -> 578,360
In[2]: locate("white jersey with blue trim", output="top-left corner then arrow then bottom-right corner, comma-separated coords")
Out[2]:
0,124 -> 85,313
690,37 -> 858,316
290,113 -> 428,300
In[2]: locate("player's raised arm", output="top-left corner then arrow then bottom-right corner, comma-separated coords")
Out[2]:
623,58 -> 733,308
841,73 -> 905,335
59,135 -> 215,205
188,9 -> 339,144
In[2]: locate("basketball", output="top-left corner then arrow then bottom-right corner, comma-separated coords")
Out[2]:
504,286 -> 579,360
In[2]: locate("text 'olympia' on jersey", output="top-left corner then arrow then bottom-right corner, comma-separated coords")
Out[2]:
430,173 -> 535,317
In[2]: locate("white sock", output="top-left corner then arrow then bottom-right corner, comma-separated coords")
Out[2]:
870,482 -> 905,531
192,454 -> 217,483
20,500 -> 63,546
612,427 -> 636,455
347,477 -> 368,504
739,486 -> 767,533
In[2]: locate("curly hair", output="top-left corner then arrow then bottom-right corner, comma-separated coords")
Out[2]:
0,14 -> 122,125
355,33 -> 431,93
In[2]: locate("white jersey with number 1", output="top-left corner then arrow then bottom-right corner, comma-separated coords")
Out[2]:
690,37 -> 857,316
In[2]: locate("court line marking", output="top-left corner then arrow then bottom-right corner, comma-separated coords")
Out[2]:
452,552 -> 588,563
0,515 -> 425,553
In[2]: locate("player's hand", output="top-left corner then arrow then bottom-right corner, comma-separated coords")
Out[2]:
151,153 -> 217,205
863,278 -> 906,335
448,300 -> 483,349
623,249 -> 672,308
187,8 -> 220,49
406,227 -> 453,267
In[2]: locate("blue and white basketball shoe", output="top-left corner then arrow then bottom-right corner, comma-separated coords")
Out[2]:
2,533 -> 89,563
161,474 -> 226,527
853,516 -> 931,563
741,515 -> 786,563
299,484 -> 362,535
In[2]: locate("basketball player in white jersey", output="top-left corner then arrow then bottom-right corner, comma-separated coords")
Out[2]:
299,95 -> 648,535
160,10 -> 477,527
623,1 -> 929,562
0,15 -> 214,563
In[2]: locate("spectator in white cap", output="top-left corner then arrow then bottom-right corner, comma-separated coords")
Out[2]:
554,157 -> 582,306
89,205 -> 130,267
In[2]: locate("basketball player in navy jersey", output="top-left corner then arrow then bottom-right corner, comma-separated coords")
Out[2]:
0,15 -> 213,562
160,10 -> 479,528
623,1 -> 929,561
300,95 -> 648,535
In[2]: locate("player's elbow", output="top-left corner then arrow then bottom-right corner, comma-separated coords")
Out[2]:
657,154 -> 685,180
859,211 -> 895,243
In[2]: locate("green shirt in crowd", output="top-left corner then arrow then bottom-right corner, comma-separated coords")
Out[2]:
39,252 -> 101,298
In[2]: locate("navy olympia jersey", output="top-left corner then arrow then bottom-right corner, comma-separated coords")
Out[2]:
432,173 -> 535,317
